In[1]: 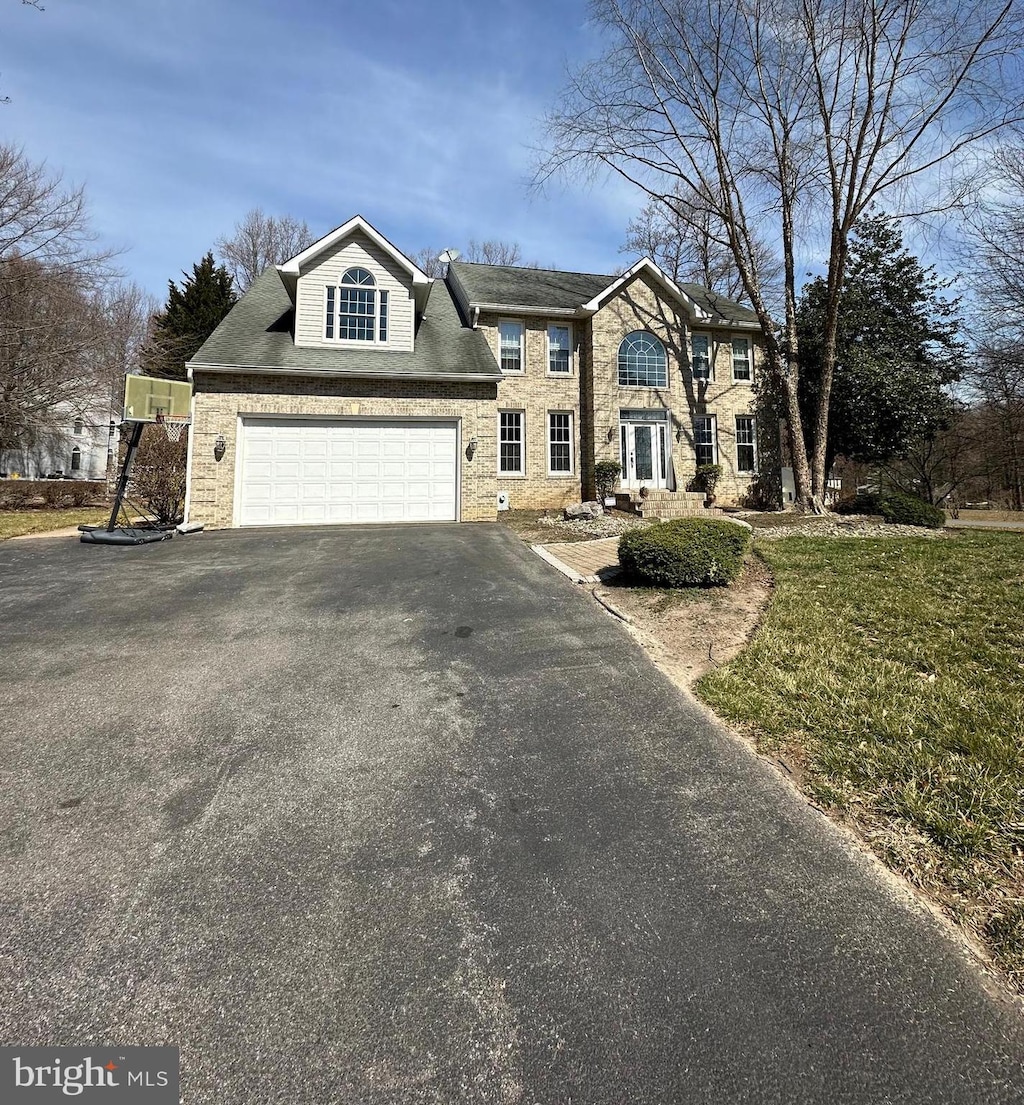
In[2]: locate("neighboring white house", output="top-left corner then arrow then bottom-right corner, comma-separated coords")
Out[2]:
0,401 -> 117,480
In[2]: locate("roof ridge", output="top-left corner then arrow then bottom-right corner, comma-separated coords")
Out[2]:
450,259 -> 612,281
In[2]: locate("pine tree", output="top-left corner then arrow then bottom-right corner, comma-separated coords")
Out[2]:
797,213 -> 963,472
145,252 -> 236,379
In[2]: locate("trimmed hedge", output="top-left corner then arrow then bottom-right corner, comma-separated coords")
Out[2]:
833,490 -> 944,528
834,492 -> 884,515
878,492 -> 945,529
0,479 -> 106,510
619,517 -> 751,587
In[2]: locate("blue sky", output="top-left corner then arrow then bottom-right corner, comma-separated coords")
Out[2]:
0,0 -> 639,297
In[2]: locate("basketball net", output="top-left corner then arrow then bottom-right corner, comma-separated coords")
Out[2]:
154,410 -> 188,443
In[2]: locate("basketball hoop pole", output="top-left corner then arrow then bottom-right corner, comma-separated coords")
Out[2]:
106,422 -> 145,532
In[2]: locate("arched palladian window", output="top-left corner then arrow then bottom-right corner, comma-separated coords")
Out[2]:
325,266 -> 389,343
618,331 -> 667,388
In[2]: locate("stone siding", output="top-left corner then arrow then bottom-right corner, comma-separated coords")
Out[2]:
187,373 -> 499,528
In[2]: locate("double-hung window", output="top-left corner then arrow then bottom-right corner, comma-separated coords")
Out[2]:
732,337 -> 752,382
691,334 -> 712,382
736,416 -> 757,473
499,411 -> 525,476
694,415 -> 718,467
325,267 -> 388,343
499,321 -> 524,373
548,325 -> 571,374
548,412 -> 573,475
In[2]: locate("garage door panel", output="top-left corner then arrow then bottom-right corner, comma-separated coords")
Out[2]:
239,419 -> 458,527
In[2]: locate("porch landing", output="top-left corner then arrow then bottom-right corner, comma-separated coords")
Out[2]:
615,489 -> 723,520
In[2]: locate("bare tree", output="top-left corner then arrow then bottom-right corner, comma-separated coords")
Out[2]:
0,256 -> 105,456
0,145 -> 126,459
464,239 -> 523,266
215,207 -> 315,293
0,142 -> 116,284
541,0 -> 1024,510
409,240 -> 546,277
408,247 -> 447,278
622,185 -> 781,301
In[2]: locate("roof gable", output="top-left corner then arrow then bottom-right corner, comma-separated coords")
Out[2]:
583,258 -> 712,320
448,257 -> 760,327
278,215 -> 430,286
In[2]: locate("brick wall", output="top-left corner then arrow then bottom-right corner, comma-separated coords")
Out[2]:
587,273 -> 777,507
476,313 -> 583,510
188,373 -> 499,528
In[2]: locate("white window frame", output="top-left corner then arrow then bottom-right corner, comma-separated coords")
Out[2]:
497,320 -> 525,374
735,415 -> 758,474
498,410 -> 526,477
694,414 -> 718,467
547,323 -> 573,376
617,331 -> 668,388
323,268 -> 389,346
691,333 -> 713,383
547,411 -> 574,477
732,336 -> 753,382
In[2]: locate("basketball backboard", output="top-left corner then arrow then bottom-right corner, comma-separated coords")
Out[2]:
122,374 -> 192,424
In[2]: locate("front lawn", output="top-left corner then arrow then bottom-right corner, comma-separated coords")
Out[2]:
698,531 -> 1024,992
0,508 -> 108,541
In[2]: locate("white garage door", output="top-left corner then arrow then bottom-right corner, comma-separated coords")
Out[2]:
237,418 -> 458,527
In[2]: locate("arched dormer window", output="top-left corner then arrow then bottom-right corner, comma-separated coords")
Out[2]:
618,331 -> 667,388
325,266 -> 389,343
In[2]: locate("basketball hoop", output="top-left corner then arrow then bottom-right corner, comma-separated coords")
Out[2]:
154,408 -> 187,443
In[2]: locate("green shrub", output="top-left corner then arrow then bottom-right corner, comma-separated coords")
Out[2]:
619,517 -> 751,587
594,460 -> 622,500
833,490 -> 944,528
694,463 -> 722,499
834,492 -> 884,515
878,491 -> 945,529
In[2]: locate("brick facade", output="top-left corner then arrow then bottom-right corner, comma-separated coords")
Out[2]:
187,373 -> 498,529
188,273 -> 778,528
476,313 -> 583,510
478,273 -> 777,511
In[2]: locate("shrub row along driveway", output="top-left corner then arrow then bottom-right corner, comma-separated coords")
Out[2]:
1,525 -> 1022,1104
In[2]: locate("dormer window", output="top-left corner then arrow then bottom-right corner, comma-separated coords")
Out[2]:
325,267 -> 389,343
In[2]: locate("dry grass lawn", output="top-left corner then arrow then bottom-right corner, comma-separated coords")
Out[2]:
0,509 -> 107,541
697,531 -> 1024,993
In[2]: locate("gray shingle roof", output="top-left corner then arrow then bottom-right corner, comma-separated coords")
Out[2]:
449,261 -> 610,311
188,268 -> 501,379
449,259 -> 760,326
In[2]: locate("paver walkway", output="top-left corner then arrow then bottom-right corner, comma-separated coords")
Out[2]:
535,536 -> 621,582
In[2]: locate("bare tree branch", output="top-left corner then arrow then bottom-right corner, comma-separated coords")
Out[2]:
539,0 -> 1024,510
215,207 -> 315,294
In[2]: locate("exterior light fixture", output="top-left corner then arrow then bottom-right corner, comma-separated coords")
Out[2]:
213,433 -> 227,461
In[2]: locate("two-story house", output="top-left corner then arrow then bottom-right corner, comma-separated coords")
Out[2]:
184,215 -> 778,528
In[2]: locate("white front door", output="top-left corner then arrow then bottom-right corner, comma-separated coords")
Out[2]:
620,419 -> 669,489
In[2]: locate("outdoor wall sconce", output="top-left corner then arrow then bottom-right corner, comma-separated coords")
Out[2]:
213,433 -> 227,461
606,426 -> 615,443
466,437 -> 478,459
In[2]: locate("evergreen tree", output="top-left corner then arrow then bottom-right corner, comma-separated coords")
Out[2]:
797,213 -> 962,472
145,252 -> 236,378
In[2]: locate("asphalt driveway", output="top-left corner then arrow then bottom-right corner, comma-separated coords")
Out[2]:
1,524 -> 1022,1103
